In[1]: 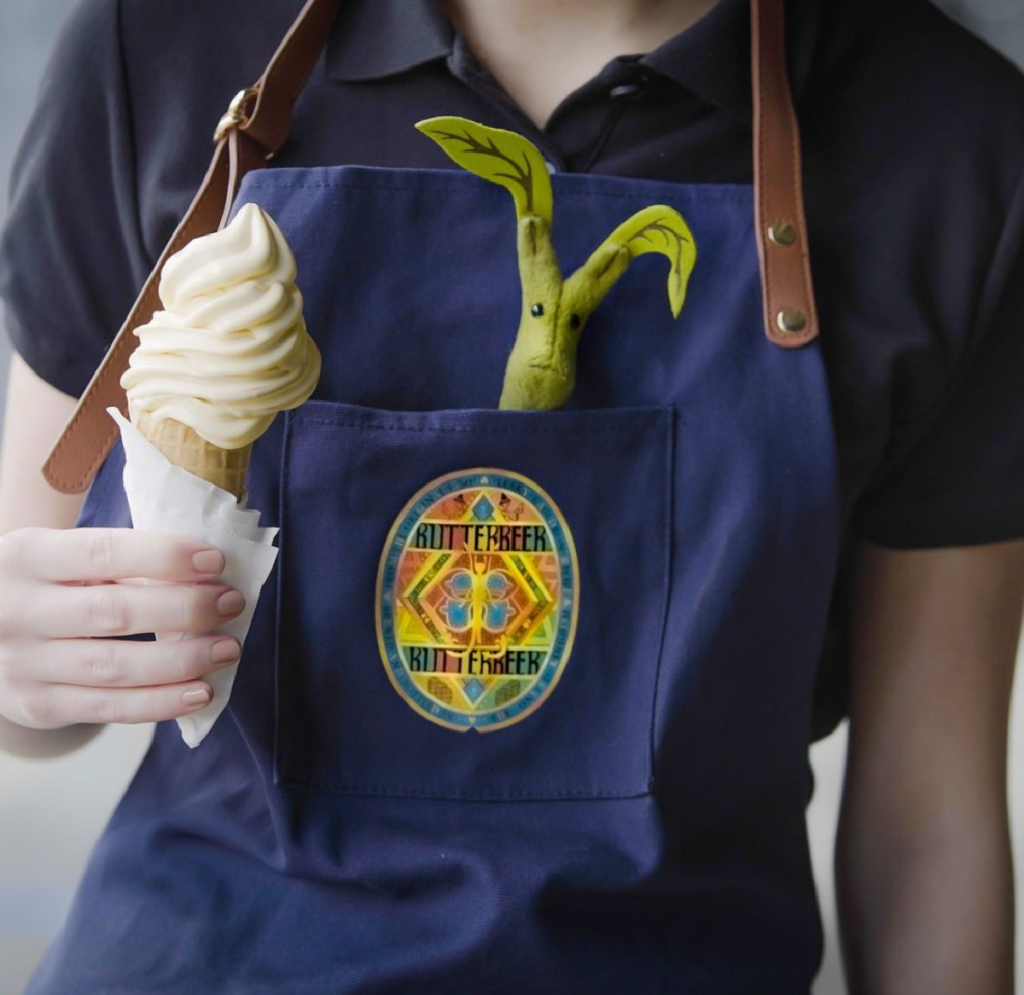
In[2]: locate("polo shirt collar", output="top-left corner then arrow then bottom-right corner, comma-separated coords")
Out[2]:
641,0 -> 753,122
324,0 -> 813,126
325,0 -> 453,82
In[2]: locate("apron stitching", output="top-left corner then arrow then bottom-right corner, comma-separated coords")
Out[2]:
275,778 -> 650,799
290,420 -> 667,434
240,179 -> 751,204
272,409 -> 294,785
646,407 -> 676,792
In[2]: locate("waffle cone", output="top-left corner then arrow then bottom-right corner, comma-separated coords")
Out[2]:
133,411 -> 252,502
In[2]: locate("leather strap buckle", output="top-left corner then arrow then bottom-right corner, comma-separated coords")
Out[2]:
213,86 -> 260,144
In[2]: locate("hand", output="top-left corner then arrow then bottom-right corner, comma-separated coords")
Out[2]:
0,526 -> 246,730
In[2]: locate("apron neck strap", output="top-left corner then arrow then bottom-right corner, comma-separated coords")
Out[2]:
41,0 -> 819,494
752,0 -> 818,350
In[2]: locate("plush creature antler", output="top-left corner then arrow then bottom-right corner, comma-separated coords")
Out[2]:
415,115 -> 697,410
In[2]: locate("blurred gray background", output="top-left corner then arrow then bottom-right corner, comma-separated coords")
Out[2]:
0,1 -> 1022,993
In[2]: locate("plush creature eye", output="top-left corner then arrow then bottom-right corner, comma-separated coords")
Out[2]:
570,313 -> 581,330
531,303 -> 544,317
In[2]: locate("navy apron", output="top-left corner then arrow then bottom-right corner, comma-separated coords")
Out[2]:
25,158 -> 842,994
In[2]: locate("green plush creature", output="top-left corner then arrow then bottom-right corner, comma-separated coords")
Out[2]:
415,115 -> 698,410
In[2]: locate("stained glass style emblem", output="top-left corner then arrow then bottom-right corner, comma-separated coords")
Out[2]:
376,469 -> 578,732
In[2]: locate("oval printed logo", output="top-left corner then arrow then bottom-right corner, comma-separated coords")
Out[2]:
376,468 -> 578,733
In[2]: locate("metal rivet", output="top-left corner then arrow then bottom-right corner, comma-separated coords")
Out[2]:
776,308 -> 807,333
768,221 -> 797,246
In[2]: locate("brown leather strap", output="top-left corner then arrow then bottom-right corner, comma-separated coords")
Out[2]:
236,0 -> 342,154
42,0 -> 818,494
41,131 -> 260,494
42,0 -> 341,493
752,0 -> 819,348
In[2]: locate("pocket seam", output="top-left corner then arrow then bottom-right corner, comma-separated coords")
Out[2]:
274,776 -> 653,800
292,417 -> 670,436
272,411 -> 292,787
647,409 -> 676,792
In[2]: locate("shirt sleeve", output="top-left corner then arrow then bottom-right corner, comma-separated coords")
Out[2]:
850,163 -> 1024,549
0,0 -> 150,398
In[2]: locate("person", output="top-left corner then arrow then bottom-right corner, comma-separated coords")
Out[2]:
1,0 -> 1023,991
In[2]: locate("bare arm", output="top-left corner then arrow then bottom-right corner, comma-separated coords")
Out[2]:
0,352 -> 100,758
836,538 -> 1023,995
0,351 -> 87,531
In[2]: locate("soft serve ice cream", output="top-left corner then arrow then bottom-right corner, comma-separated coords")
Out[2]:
122,201 -> 320,448
120,202 -> 320,497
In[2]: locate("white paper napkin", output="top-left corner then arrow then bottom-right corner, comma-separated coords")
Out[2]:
106,407 -> 280,748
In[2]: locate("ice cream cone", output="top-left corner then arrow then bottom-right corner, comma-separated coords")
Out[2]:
133,409 -> 252,502
121,203 -> 320,501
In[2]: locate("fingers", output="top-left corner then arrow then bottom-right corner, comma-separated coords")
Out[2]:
19,581 -> 246,639
13,678 -> 222,730
2,527 -> 227,584
0,527 -> 248,732
20,634 -> 242,688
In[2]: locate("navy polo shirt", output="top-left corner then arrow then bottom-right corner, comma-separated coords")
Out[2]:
3,0 -> 1024,739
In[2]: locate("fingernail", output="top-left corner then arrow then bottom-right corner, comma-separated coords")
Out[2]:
193,550 -> 225,574
211,638 -> 241,666
216,590 -> 246,616
183,687 -> 211,708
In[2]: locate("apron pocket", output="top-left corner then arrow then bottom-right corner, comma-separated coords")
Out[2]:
275,398 -> 673,800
